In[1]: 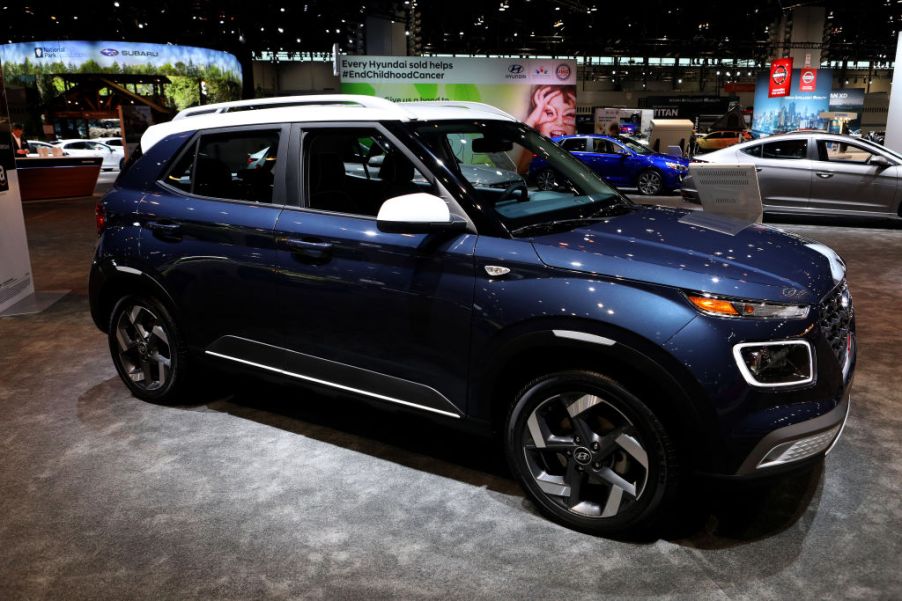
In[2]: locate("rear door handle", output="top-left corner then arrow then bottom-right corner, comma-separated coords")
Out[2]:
816,172 -> 834,179
146,220 -> 182,239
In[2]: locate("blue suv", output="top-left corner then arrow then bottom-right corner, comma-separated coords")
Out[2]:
90,96 -> 855,536
530,134 -> 689,196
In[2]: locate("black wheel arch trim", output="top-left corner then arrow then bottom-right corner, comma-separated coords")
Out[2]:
470,318 -> 723,472
89,257 -> 183,335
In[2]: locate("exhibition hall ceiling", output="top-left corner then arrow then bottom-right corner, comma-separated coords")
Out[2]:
1,1 -> 898,61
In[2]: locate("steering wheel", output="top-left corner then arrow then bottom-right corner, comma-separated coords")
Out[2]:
498,182 -> 529,203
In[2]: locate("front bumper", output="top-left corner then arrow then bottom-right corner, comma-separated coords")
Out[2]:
735,388 -> 851,475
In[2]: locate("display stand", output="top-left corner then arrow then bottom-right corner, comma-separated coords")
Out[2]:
679,163 -> 762,236
0,63 -> 67,317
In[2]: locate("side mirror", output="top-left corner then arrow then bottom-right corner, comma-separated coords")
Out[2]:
869,155 -> 892,168
376,193 -> 467,234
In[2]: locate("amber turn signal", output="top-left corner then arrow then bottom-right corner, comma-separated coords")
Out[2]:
687,295 -> 739,316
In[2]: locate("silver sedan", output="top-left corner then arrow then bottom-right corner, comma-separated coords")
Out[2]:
681,133 -> 902,219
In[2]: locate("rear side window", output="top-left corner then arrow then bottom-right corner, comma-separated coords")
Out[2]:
163,129 -> 281,203
761,139 -> 808,160
560,138 -> 586,151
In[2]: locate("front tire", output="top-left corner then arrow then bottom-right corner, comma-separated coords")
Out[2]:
637,169 -> 664,196
505,370 -> 680,536
108,295 -> 190,404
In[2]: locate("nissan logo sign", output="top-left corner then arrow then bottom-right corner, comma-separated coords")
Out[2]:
100,48 -> 120,57
802,70 -> 815,84
772,65 -> 788,85
508,64 -> 523,74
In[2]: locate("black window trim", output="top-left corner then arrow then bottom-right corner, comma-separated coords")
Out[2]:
156,122 -> 290,207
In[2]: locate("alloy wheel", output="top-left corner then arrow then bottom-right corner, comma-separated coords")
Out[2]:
537,169 -> 557,191
637,170 -> 662,195
521,392 -> 650,518
114,303 -> 173,392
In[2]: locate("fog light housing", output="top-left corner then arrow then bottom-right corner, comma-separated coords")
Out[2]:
757,422 -> 842,469
733,340 -> 814,387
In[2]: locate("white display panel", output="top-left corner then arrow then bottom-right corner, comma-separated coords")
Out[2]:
884,34 -> 902,153
680,163 -> 762,236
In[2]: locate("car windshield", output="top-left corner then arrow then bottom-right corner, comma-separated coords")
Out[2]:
411,120 -> 629,235
619,136 -> 653,155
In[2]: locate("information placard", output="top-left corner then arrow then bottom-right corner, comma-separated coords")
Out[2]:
0,61 -> 34,313
680,164 -> 762,235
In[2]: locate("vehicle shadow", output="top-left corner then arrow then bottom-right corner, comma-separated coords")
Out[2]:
182,375 -> 825,547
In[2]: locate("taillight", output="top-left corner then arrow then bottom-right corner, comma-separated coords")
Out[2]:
95,200 -> 107,235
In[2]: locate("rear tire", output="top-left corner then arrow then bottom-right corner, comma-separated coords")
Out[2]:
108,295 -> 191,404
505,370 -> 681,537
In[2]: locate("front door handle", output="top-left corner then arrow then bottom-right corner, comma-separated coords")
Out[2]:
281,237 -> 333,260
816,172 -> 834,179
755,168 -> 763,172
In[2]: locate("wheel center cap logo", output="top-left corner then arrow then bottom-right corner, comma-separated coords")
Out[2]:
137,341 -> 148,355
573,447 -> 592,465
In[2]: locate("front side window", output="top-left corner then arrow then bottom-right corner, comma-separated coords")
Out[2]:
592,139 -> 613,154
163,129 -> 281,203
761,139 -> 808,160
817,140 -> 881,164
618,137 -> 652,155
303,127 -> 435,217
411,120 -> 628,235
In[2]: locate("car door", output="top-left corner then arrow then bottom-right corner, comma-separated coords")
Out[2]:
559,136 -> 590,165
736,138 -> 813,210
138,125 -> 288,349
265,123 -> 477,417
808,138 -> 900,215
585,138 -> 631,186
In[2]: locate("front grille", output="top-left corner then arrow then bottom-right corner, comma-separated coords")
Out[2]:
819,282 -> 853,364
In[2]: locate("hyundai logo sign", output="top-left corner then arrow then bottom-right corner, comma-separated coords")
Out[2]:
100,48 -> 120,57
508,64 -> 523,74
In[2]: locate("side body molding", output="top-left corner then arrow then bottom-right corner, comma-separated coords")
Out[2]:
205,336 -> 463,419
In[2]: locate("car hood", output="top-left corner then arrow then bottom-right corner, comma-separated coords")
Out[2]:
528,205 -> 840,303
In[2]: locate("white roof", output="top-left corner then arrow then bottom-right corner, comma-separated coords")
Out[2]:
142,95 -> 517,152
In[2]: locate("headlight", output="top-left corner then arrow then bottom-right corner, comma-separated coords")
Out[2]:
664,161 -> 687,171
733,340 -> 814,387
686,293 -> 810,319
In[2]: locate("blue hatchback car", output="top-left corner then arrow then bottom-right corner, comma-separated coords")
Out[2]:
90,96 -> 854,537
530,134 -> 689,196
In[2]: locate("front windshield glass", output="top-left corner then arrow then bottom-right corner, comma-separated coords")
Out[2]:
411,120 -> 629,235
619,136 -> 653,155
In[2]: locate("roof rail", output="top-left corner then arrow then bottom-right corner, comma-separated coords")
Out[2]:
173,94 -> 407,120
400,100 -> 517,121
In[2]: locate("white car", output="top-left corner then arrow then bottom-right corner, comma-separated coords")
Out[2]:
54,139 -> 124,170
92,137 -> 124,148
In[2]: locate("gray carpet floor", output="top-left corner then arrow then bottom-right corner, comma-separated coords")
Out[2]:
1,195 -> 900,600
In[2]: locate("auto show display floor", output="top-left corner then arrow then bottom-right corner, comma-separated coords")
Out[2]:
1,195 -> 900,601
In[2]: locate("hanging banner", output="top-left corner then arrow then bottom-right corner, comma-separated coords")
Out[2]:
768,58 -> 794,98
799,67 -> 818,92
752,69 -> 832,135
0,61 -> 35,313
339,56 -> 577,139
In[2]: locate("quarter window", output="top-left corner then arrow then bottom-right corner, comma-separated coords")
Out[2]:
761,139 -> 808,160
739,144 -> 762,157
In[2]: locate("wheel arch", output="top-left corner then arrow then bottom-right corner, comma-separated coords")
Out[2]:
471,320 -> 722,473
90,260 -> 183,335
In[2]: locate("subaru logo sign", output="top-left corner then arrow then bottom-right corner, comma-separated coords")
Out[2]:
508,64 -> 523,74
100,48 -> 120,57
